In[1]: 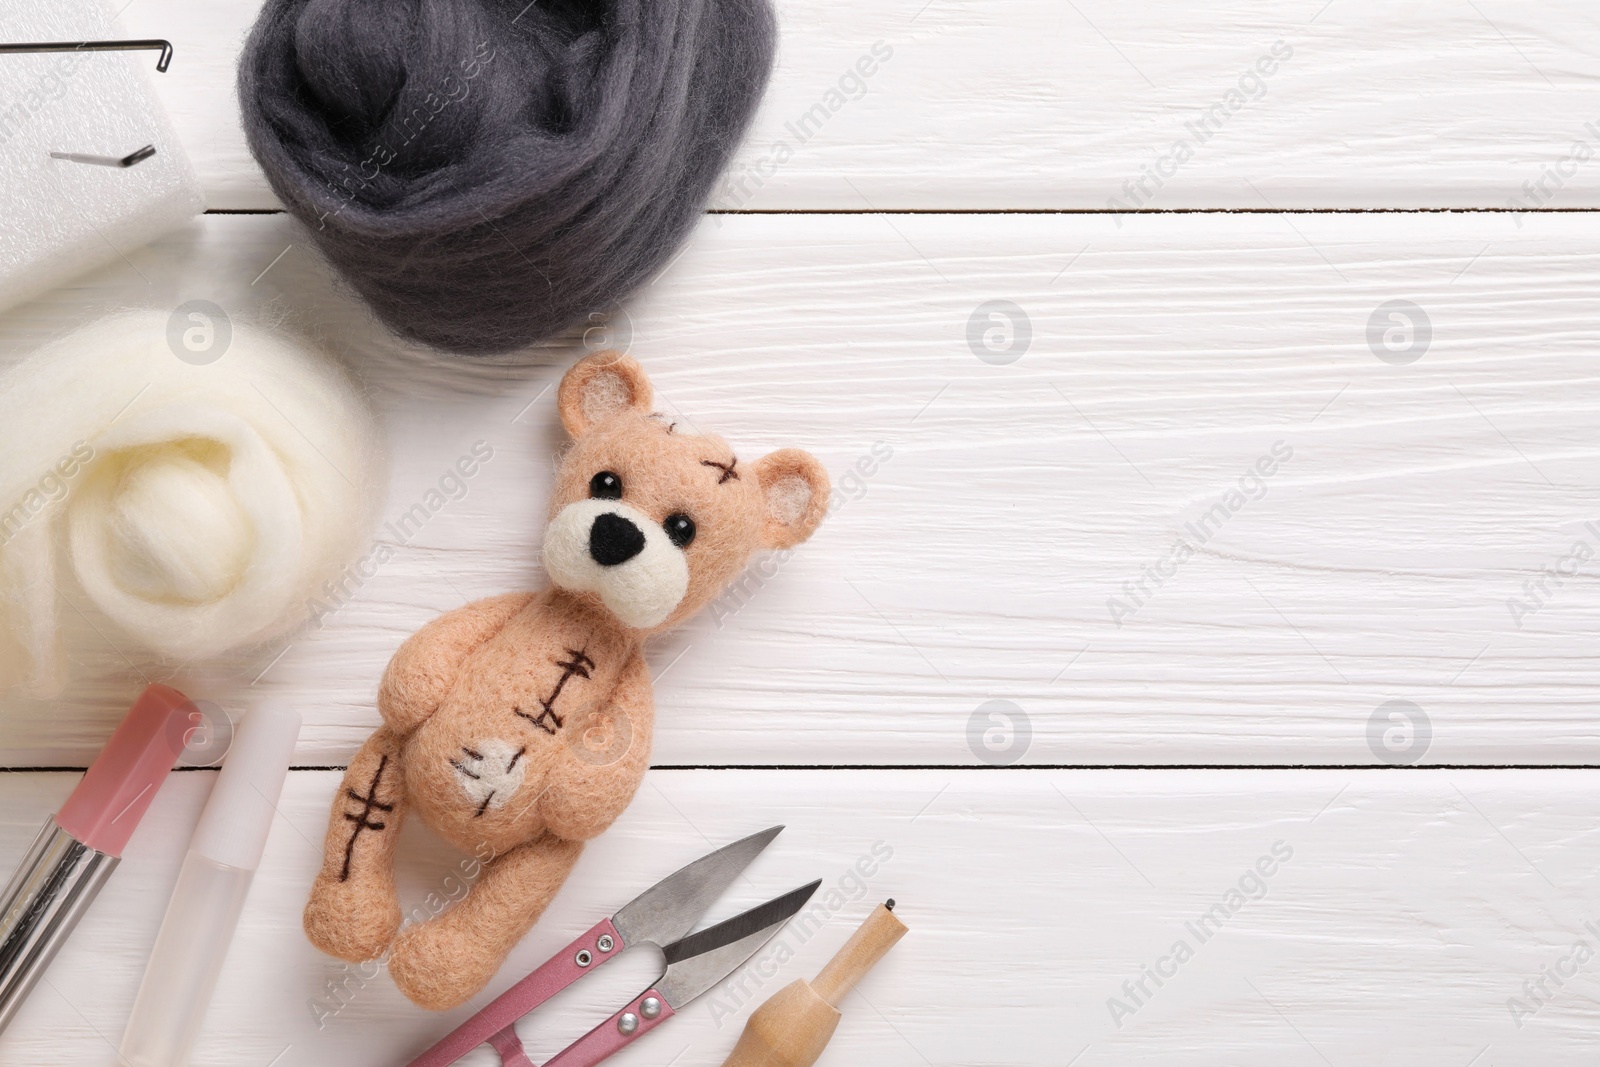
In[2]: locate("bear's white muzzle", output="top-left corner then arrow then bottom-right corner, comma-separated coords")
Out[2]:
542,499 -> 689,629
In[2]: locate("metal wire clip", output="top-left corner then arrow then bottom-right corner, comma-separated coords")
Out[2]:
0,39 -> 174,167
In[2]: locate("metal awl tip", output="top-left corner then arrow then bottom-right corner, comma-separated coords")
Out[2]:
50,145 -> 157,169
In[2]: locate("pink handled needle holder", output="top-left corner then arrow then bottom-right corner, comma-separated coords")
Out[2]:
405,827 -> 818,1067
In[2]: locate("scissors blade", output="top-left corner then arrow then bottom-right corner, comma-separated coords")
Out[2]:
611,825 -> 782,948
655,879 -> 821,1009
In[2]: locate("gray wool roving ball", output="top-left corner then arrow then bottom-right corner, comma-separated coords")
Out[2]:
238,0 -> 776,356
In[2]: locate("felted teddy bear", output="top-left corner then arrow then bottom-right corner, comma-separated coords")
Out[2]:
302,351 -> 830,1010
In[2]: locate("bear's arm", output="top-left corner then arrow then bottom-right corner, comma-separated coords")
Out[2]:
377,591 -> 536,736
538,651 -> 655,842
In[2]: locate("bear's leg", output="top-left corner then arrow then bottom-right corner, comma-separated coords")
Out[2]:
387,833 -> 583,1011
304,727 -> 409,962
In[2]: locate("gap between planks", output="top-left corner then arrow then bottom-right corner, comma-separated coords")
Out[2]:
5,764 -> 1600,773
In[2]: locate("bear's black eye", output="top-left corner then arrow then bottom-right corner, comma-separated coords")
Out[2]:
590,471 -> 622,500
663,512 -> 696,549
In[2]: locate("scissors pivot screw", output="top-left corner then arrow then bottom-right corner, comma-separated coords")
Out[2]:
575,950 -> 593,967
640,997 -> 662,1019
617,1012 -> 639,1035
597,935 -> 615,952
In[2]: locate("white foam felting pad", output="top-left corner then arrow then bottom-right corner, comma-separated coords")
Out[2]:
0,0 -> 202,314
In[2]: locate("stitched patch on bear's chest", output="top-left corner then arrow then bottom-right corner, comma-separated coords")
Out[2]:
512,647 -> 596,735
450,738 -> 529,817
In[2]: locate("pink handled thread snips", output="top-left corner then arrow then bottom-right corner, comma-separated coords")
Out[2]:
405,826 -> 818,1067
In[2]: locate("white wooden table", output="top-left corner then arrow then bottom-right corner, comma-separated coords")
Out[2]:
2,2 -> 1599,1064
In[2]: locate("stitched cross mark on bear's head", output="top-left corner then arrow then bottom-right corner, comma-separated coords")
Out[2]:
550,351 -> 831,631
701,456 -> 738,484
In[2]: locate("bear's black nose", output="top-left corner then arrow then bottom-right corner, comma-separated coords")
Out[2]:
589,512 -> 646,566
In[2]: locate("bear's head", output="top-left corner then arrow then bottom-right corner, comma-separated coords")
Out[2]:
542,351 -> 829,632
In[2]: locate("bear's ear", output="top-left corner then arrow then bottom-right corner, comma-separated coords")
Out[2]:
558,351 -> 654,438
752,449 -> 830,550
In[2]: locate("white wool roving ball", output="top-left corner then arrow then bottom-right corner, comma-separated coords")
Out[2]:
0,311 -> 383,692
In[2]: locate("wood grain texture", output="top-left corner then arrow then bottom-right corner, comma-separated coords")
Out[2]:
115,0 -> 1600,211
722,903 -> 910,1067
721,980 -> 841,1067
5,7 -> 1594,1067
0,210 -> 1597,767
0,768 -> 1593,1066
808,902 -> 906,1007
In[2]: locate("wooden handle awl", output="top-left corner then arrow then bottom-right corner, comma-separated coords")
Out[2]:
810,901 -> 908,1006
720,901 -> 908,1067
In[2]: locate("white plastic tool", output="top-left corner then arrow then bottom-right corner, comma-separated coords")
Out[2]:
118,701 -> 301,1067
0,0 -> 202,316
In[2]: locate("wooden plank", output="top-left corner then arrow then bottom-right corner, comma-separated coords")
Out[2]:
115,0 -> 1600,210
0,210 -> 1597,767
0,768 -> 1593,1065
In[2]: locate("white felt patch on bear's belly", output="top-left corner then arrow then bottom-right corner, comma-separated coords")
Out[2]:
448,737 -> 529,816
